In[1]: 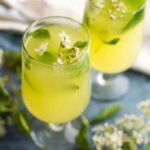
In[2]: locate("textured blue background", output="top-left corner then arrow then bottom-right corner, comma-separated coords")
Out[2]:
0,31 -> 150,150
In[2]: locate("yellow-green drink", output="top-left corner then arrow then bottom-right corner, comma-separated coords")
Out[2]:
22,17 -> 91,124
84,0 -> 145,73
83,0 -> 146,100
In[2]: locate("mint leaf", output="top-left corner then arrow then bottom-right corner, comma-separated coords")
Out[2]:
76,116 -> 90,150
122,8 -> 144,32
0,79 -> 9,101
103,38 -> 120,45
4,51 -> 21,75
16,111 -> 31,135
32,28 -> 50,38
90,103 -> 122,125
74,41 -> 88,48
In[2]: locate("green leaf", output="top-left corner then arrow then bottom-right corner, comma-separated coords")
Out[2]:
0,106 -> 12,113
16,111 -> 31,135
74,41 -> 88,48
11,98 -> 18,108
76,116 -> 90,150
90,103 -> 122,125
147,143 -> 150,150
40,51 -> 57,64
32,28 -> 50,38
0,79 -> 9,101
103,38 -> 120,45
3,51 -> 21,75
122,8 -> 144,32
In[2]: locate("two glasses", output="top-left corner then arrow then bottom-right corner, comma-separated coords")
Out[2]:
22,0 -> 146,148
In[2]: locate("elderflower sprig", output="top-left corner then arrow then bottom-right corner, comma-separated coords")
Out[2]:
59,31 -> 72,49
31,28 -> 87,64
138,100 -> 150,116
116,114 -> 150,145
93,114 -> 150,150
34,41 -> 48,56
95,0 -> 128,20
93,123 -> 124,150
57,31 -> 87,65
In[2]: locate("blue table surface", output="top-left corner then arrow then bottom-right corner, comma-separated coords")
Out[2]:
0,31 -> 150,150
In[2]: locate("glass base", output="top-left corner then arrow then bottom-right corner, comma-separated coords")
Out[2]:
30,119 -> 79,150
92,71 -> 129,100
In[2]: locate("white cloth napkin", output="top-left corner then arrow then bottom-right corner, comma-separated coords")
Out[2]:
133,1 -> 150,75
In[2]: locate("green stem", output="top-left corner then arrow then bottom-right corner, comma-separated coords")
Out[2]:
57,44 -> 63,56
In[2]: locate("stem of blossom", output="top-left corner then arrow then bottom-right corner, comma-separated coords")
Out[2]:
57,44 -> 63,56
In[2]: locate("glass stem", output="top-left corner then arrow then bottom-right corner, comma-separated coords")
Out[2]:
92,71 -> 129,100
49,123 -> 65,132
97,73 -> 116,85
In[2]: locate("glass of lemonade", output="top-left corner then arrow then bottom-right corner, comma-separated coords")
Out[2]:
83,0 -> 146,100
22,16 -> 91,148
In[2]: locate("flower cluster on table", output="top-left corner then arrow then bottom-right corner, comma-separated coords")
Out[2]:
93,100 -> 150,150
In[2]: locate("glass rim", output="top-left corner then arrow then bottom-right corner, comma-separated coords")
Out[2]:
22,16 -> 91,67
88,0 -> 146,16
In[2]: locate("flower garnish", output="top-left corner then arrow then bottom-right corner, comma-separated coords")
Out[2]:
57,57 -> 63,65
95,0 -> 128,20
34,41 -> 48,56
138,100 -> 150,116
59,31 -> 72,49
93,123 -> 124,150
116,114 -> 150,145
57,31 -> 88,64
93,114 -> 150,150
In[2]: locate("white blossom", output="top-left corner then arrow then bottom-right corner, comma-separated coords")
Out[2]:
59,31 -> 71,48
74,47 -> 80,56
110,14 -> 117,20
95,0 -> 105,8
133,131 -> 145,145
111,0 -> 118,2
93,123 -> 124,150
116,114 -> 150,145
34,41 -> 48,56
138,100 -> 150,116
117,2 -> 125,8
93,113 -> 150,150
57,57 -> 63,64
116,114 -> 146,131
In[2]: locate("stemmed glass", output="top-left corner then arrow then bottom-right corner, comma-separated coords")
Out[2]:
83,0 -> 146,100
22,16 -> 91,149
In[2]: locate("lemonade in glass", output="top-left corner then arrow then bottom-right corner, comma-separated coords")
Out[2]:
83,0 -> 146,99
22,16 -> 91,147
